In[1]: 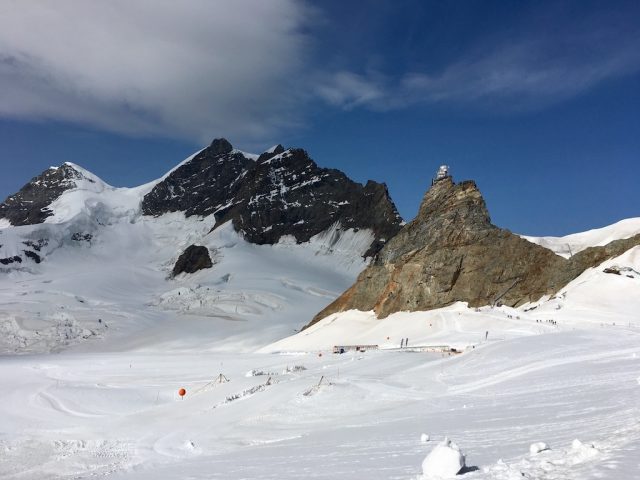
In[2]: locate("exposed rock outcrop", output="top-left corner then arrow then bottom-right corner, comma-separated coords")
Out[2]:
23,250 -> 41,264
172,245 -> 213,276
0,256 -> 22,265
143,138 -> 402,257
141,139 -> 254,219
0,163 -> 90,226
309,176 -> 640,325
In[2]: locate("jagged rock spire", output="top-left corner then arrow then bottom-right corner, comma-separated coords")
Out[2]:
308,177 -> 640,325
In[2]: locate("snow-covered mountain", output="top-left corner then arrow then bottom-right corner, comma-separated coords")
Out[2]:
142,139 -> 402,256
1,146 -> 638,356
0,139 -> 401,354
1,138 -> 401,264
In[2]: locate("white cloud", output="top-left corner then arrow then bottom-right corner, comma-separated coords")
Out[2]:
0,0 -> 313,143
1,2 -> 639,143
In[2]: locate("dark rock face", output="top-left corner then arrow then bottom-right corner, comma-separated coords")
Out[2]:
23,250 -> 41,264
71,233 -> 93,242
0,256 -> 22,265
210,138 -> 233,155
215,148 -> 402,256
257,144 -> 285,163
0,164 -> 90,226
141,139 -> 253,219
143,139 -> 402,257
309,177 -> 640,325
172,245 -> 213,276
23,239 -> 48,251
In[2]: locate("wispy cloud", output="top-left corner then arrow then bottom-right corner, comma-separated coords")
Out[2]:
315,71 -> 385,109
0,0 -> 313,143
319,20 -> 640,112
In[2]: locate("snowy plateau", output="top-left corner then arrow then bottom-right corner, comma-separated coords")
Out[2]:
1,149 -> 640,480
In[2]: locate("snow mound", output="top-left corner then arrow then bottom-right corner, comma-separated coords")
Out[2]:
570,439 -> 599,464
529,441 -> 549,455
421,437 -> 465,479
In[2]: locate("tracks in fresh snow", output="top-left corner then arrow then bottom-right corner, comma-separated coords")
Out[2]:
447,346 -> 639,395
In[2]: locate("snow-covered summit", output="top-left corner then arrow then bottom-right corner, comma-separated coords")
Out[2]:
0,162 -> 105,227
0,159 -> 159,229
60,161 -> 110,189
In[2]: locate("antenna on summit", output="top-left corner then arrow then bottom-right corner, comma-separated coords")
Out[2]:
432,165 -> 450,185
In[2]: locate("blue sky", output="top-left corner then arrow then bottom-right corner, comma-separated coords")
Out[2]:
0,0 -> 638,235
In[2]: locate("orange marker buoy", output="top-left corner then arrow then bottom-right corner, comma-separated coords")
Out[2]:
178,388 -> 186,398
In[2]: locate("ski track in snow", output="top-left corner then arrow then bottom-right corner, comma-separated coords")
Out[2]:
0,326 -> 639,479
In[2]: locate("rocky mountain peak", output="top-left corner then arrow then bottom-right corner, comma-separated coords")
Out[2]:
417,178 -> 490,229
257,144 -> 285,162
210,138 -> 234,155
143,140 -> 403,256
141,140 -> 254,218
211,147 -> 403,255
0,163 -> 90,226
2,138 -> 403,258
375,178 -> 492,266
309,175 -> 640,325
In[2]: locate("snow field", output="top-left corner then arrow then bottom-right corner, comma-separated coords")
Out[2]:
1,327 -> 639,479
0,217 -> 369,354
